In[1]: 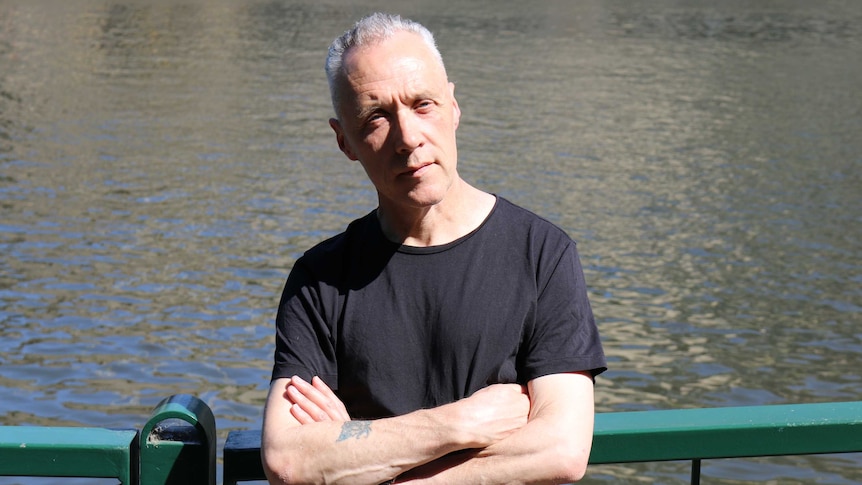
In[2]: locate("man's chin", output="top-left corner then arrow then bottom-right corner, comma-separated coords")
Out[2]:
404,187 -> 450,209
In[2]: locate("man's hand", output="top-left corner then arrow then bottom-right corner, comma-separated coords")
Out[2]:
284,375 -> 351,424
454,384 -> 530,448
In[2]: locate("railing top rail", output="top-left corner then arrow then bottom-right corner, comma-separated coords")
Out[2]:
0,426 -> 139,484
4,398 -> 860,484
0,426 -> 138,448
590,400 -> 862,464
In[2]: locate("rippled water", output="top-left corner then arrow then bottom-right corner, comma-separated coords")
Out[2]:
1,1 -> 861,483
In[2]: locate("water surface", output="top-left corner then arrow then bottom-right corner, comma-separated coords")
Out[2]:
1,1 -> 860,483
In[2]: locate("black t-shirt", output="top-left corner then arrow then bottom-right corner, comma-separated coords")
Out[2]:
272,197 -> 606,419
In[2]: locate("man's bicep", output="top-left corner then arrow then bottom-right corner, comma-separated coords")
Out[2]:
525,372 -> 596,476
527,372 -> 595,426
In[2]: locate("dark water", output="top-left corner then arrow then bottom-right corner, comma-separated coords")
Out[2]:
1,1 -> 860,483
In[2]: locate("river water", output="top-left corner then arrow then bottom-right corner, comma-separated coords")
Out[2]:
1,1 -> 860,483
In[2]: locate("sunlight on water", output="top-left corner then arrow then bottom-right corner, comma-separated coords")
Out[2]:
1,1 -> 860,483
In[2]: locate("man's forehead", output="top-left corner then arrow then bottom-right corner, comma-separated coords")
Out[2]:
342,42 -> 445,98
342,31 -> 441,76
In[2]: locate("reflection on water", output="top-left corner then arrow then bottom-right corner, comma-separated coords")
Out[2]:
1,1 -> 860,483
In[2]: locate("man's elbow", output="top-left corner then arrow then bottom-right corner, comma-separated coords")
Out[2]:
547,437 -> 591,482
261,446 -> 288,484
261,444 -> 306,485
559,456 -> 589,483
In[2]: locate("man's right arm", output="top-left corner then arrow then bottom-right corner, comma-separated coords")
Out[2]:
261,376 -> 530,485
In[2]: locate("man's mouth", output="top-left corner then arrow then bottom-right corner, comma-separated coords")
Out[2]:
401,162 -> 434,178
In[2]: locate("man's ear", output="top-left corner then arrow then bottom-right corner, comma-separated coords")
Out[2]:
449,82 -> 461,130
329,118 -> 358,161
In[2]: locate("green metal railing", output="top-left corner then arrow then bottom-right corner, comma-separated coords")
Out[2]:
589,401 -> 862,484
0,426 -> 140,484
0,394 -> 215,485
140,394 -> 217,485
2,398 -> 861,484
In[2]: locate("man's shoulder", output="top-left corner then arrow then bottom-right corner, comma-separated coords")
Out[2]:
299,210 -> 378,266
493,197 -> 574,244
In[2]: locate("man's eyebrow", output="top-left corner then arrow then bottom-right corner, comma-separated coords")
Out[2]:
413,90 -> 442,102
354,104 -> 381,121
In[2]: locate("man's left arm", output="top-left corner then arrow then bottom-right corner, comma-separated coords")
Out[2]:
397,371 -> 595,485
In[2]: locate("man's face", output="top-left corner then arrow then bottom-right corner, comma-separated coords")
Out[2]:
330,30 -> 461,212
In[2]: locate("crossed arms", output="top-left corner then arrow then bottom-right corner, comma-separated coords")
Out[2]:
261,371 -> 595,485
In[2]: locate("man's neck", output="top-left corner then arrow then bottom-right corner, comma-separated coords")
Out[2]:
376,181 -> 496,247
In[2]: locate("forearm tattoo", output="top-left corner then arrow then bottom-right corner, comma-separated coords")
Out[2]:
336,420 -> 371,442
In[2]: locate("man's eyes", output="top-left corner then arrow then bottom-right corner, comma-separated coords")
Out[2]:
361,109 -> 388,126
361,100 -> 437,126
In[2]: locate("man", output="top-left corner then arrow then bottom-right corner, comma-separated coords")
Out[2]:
262,12 -> 606,485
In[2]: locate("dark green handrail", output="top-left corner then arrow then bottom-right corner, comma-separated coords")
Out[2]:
591,401 -> 862,484
140,394 -> 217,485
0,426 -> 139,484
2,399 -> 860,484
0,394 -> 215,485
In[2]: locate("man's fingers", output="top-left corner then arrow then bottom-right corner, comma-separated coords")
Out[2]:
286,378 -> 332,422
311,376 -> 350,420
289,402 -> 316,425
287,375 -> 350,422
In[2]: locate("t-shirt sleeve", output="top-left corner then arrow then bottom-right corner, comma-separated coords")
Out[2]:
271,259 -> 339,386
520,240 -> 607,381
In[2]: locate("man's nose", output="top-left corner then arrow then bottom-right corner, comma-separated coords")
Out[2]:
392,111 -> 423,153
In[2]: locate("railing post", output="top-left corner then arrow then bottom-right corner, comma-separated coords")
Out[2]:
224,429 -> 265,485
690,458 -> 701,485
140,394 -> 216,485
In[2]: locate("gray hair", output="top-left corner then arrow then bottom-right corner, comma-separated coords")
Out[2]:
325,12 -> 445,115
